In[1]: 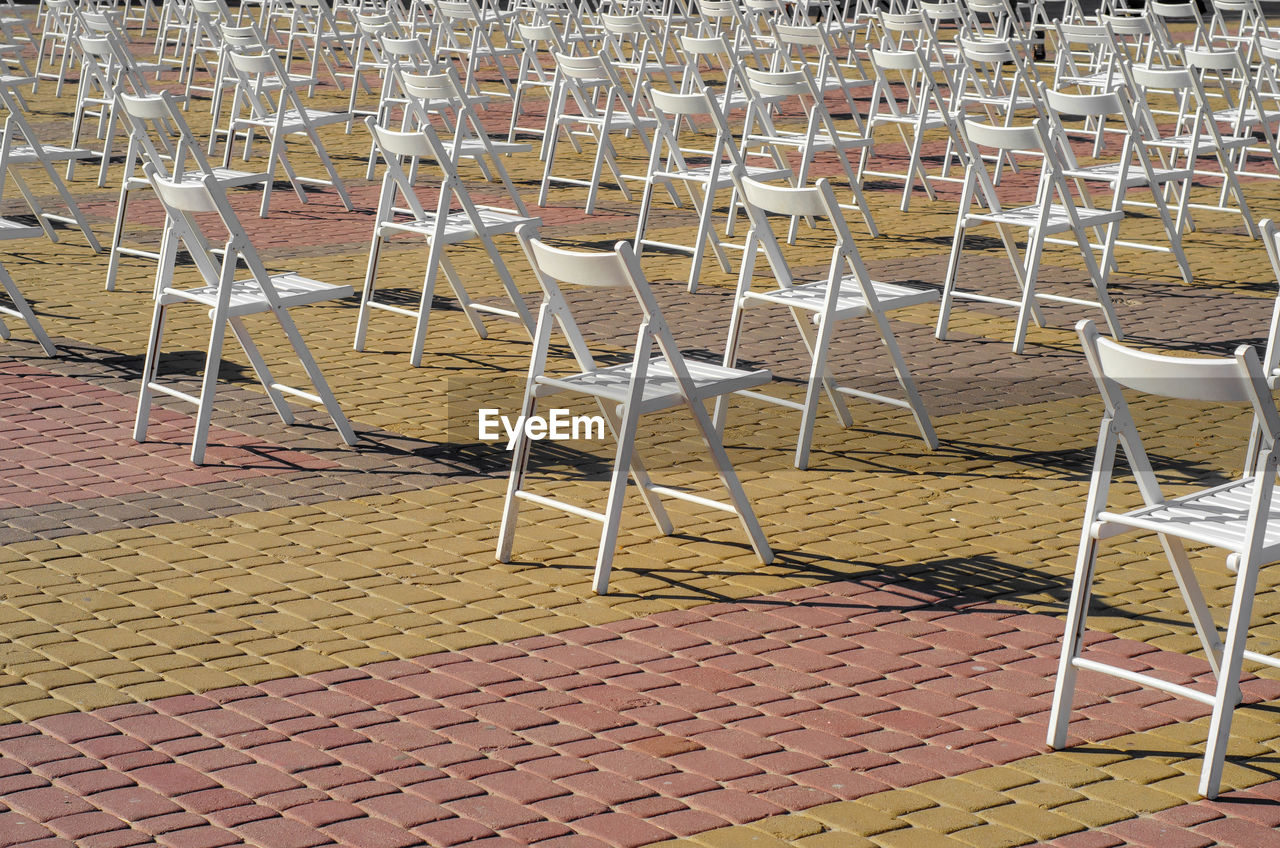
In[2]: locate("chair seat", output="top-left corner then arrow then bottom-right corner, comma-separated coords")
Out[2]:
454,138 -> 531,159
1057,70 -> 1119,89
1210,106 -> 1280,128
163,272 -> 353,317
1153,132 -> 1254,153
240,107 -> 350,132
745,278 -> 939,319
748,129 -> 872,151
968,202 -> 1123,233
6,144 -> 96,164
554,114 -> 657,133
1097,476 -> 1280,565
869,111 -> 949,131
206,166 -> 272,188
536,357 -> 771,412
652,162 -> 789,187
383,205 -> 537,242
955,93 -> 1041,111
1065,160 -> 1192,188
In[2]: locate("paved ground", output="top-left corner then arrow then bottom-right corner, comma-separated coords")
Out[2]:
3,14 -> 1280,848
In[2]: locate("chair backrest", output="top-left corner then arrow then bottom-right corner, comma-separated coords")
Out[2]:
1078,318 -> 1280,446
1148,0 -> 1211,51
520,235 -> 701,389
742,65 -> 812,100
641,82 -> 748,178
868,45 -> 952,126
733,172 -> 886,313
117,88 -> 233,183
225,47 -> 305,119
141,161 -> 278,303
957,116 -> 1082,220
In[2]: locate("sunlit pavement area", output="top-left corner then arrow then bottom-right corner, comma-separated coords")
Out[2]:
3,9 -> 1280,847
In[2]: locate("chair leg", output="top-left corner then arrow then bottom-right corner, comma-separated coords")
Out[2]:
483,242 -> 536,337
1199,556 -> 1263,799
0,264 -> 55,356
190,307 -> 231,465
1046,528 -> 1102,749
936,221 -> 966,341
633,178 -> 657,261
273,306 -> 358,447
687,398 -> 772,565
353,233 -> 382,352
691,183 -> 731,291
498,306 -> 553,563
538,124 -> 560,208
792,305 -> 841,470
1012,228 -> 1047,355
259,133 -> 284,217
106,184 -> 133,291
437,253 -> 489,339
871,310 -> 938,449
593,374 -> 647,596
228,316 -> 294,425
409,240 -> 447,368
306,128 -> 353,210
1076,223 -> 1124,343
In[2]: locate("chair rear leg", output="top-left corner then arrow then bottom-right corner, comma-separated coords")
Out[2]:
228,316 -> 294,425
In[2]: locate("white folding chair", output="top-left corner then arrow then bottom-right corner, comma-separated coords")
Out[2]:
71,30 -> 157,188
633,83 -> 790,292
873,9 -> 963,93
717,173 -> 937,469
676,32 -> 756,115
398,67 -> 531,209
0,81 -> 103,253
107,88 -> 271,291
507,20 -> 564,143
1124,61 -> 1260,239
1042,86 -> 1195,286
740,64 -> 879,241
861,45 -> 964,212
345,11 -> 402,130
276,0 -> 364,92
0,258 -> 56,356
1148,0 -> 1212,58
355,118 -> 538,366
1048,318 -> 1280,800
363,34 -> 443,176
937,118 -> 1124,354
35,0 -> 78,96
1052,20 -> 1122,93
221,46 -> 355,216
135,163 -> 358,465
498,232 -> 774,595
771,21 -> 873,132
433,0 -> 519,100
538,51 -> 659,214
182,0 -> 236,106
1206,0 -> 1270,58
1185,45 -> 1280,184
599,12 -> 682,90
951,35 -> 1047,137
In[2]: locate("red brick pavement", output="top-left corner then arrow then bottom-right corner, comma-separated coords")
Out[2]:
0,360 -> 338,509
1,581 -> 1277,848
